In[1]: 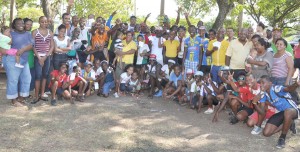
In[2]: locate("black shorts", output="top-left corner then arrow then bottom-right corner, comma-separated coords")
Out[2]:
72,85 -> 80,91
294,58 -> 300,69
77,51 -> 89,63
238,105 -> 254,116
93,51 -> 106,61
267,108 -> 300,127
202,96 -> 219,105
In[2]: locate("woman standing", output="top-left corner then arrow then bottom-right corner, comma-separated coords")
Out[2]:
31,16 -> 54,104
1,18 -> 34,106
271,38 -> 294,85
53,24 -> 71,70
247,38 -> 273,80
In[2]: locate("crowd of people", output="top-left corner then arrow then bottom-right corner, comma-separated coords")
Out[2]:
0,9 -> 300,149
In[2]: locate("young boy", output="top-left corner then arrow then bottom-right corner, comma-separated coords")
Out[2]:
81,61 -> 96,96
69,66 -> 87,102
179,69 -> 194,105
163,65 -> 184,100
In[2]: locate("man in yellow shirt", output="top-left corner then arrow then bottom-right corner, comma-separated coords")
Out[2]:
225,28 -> 253,79
206,29 -> 229,83
161,30 -> 180,64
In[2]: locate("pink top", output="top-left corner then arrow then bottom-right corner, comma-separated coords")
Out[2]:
294,45 -> 300,58
271,52 -> 292,78
35,29 -> 51,56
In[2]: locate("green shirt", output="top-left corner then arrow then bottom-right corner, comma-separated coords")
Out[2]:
271,42 -> 294,57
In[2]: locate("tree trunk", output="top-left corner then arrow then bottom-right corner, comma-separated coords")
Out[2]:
237,0 -> 244,31
212,0 -> 234,31
40,0 -> 62,32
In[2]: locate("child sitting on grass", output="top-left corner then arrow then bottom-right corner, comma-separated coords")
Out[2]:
118,65 -> 134,96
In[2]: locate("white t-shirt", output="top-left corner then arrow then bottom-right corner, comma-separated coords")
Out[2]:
95,67 -> 103,76
190,81 -> 201,93
53,36 -> 70,49
161,64 -> 170,79
86,19 -> 95,28
78,27 -> 90,42
175,36 -> 186,58
120,72 -> 131,83
136,43 -> 150,65
148,36 -> 164,61
199,81 -> 218,96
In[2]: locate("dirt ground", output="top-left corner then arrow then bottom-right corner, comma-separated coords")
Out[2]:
0,88 -> 299,152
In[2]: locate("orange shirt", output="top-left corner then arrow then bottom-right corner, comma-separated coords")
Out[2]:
91,30 -> 108,50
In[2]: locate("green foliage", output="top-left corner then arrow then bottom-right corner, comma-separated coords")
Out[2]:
175,0 -> 214,17
17,8 -> 43,22
72,0 -> 133,22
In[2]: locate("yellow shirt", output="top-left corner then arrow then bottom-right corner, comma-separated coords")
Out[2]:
208,39 -> 229,66
120,40 -> 137,64
225,39 -> 253,69
164,40 -> 180,58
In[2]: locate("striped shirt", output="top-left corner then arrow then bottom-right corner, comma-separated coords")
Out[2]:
35,29 -> 51,56
271,51 -> 292,78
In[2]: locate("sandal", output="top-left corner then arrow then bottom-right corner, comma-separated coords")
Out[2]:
12,101 -> 25,107
31,98 -> 40,104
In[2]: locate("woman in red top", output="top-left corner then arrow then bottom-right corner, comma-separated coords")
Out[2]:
49,62 -> 72,106
293,39 -> 300,75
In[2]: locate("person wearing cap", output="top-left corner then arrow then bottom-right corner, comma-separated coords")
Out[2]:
225,28 -> 253,79
270,27 -> 293,56
179,69 -> 195,106
159,30 -> 180,64
197,73 -> 219,114
207,29 -> 229,84
187,71 -> 203,108
147,54 -> 163,98
148,27 -> 164,65
183,25 -> 202,76
197,26 -> 210,73
81,61 -> 96,96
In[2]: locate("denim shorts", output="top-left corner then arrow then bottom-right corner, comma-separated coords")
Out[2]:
102,81 -> 115,95
120,83 -> 133,92
34,56 -> 51,80
53,53 -> 68,70
2,55 -> 31,99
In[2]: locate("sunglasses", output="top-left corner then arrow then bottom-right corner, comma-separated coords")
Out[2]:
238,76 -> 245,81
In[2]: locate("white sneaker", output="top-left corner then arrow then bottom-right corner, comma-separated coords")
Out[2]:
204,108 -> 214,114
41,93 -> 48,98
114,92 -> 119,98
251,125 -> 262,135
45,91 -> 51,95
15,63 -> 24,68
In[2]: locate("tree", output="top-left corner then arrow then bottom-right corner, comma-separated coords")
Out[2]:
40,0 -> 62,31
211,0 -> 235,30
245,0 -> 300,29
17,8 -> 43,22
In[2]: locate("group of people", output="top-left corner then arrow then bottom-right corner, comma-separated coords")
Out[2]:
0,9 -> 300,149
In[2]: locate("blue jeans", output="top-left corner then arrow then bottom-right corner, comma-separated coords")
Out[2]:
211,65 -> 222,84
30,67 -> 35,91
34,56 -> 51,81
120,83 -> 133,92
3,55 -> 31,99
271,77 -> 287,86
102,81 -> 115,95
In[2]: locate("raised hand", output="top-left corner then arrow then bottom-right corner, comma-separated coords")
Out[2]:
112,10 -> 117,16
184,12 -> 189,18
146,13 -> 151,18
228,71 -> 234,82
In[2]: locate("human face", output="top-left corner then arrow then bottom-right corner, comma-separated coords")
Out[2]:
75,67 -> 81,76
134,24 -> 141,32
209,31 -> 216,40
132,72 -> 138,80
169,31 -> 176,40
14,20 -> 24,32
238,29 -> 248,42
194,75 -> 200,82
260,78 -> 271,92
247,27 -> 254,38
127,67 -> 134,75
101,63 -> 108,71
256,25 -> 263,32
174,66 -> 181,76
58,28 -> 66,37
251,38 -> 259,48
199,29 -> 206,37
63,15 -> 71,25
237,75 -> 246,86
39,17 -> 48,29
60,65 -> 67,73
188,27 -> 196,38
24,21 -> 33,31
197,21 -> 203,28
98,24 -> 105,34
72,16 -> 79,26
149,59 -> 156,65
137,36 -> 143,42
246,76 -> 254,87
126,32 -> 133,42
178,28 -> 186,38
186,73 -> 193,80
273,30 -> 282,40
94,60 -> 100,68
227,28 -> 234,38
130,17 -> 136,25
79,18 -> 86,28
3,29 -> 10,37
85,65 -> 92,72
217,29 -> 225,40
276,40 -> 286,52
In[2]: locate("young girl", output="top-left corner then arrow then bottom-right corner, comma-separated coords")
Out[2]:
113,31 -> 124,69
179,69 -> 194,105
127,71 -> 141,97
100,61 -> 117,98
0,26 -> 23,68
118,65 -> 134,95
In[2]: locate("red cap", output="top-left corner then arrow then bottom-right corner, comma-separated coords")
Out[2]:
149,54 -> 156,60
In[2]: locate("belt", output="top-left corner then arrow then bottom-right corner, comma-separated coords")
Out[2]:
54,52 -> 67,55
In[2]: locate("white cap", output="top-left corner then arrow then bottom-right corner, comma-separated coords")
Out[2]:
155,26 -> 163,31
168,59 -> 176,64
161,64 -> 168,72
186,69 -> 193,74
194,71 -> 204,76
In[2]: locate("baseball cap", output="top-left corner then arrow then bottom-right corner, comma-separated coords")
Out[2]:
199,26 -> 206,30
186,69 -> 193,75
168,59 -> 176,64
84,61 -> 93,67
220,66 -> 230,71
149,54 -> 157,60
194,71 -> 204,76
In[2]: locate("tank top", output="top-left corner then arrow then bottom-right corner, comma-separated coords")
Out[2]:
54,36 -> 69,53
35,29 -> 51,56
129,79 -> 138,86
271,52 -> 291,78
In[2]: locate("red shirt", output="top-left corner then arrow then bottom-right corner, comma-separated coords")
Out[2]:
235,82 -> 251,103
294,45 -> 300,58
68,75 -> 84,88
49,70 -> 67,88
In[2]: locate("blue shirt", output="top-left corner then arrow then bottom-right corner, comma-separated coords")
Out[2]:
259,85 -> 298,112
11,31 -> 34,61
200,38 -> 209,65
106,15 -> 113,28
169,72 -> 182,87
184,36 -> 201,62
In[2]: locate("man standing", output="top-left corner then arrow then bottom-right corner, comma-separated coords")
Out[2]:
149,27 -> 164,65
225,28 -> 253,79
198,26 -> 210,73
226,27 -> 236,42
270,27 -> 293,55
55,13 -> 71,36
70,15 -> 79,36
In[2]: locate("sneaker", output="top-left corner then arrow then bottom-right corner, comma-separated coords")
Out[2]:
51,99 -> 57,106
230,116 -> 239,125
251,125 -> 262,135
41,93 -> 48,98
204,108 -> 214,114
15,63 -> 24,68
114,92 -> 119,98
45,91 -> 51,95
290,121 -> 297,134
153,90 -> 163,97
276,138 -> 285,149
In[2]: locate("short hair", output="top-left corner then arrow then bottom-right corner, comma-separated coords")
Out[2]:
257,38 -> 271,49
177,26 -> 186,32
11,18 -> 23,30
130,16 -> 137,19
23,18 -> 33,23
208,29 -> 216,35
251,34 -> 261,40
126,31 -> 133,36
1,26 -> 9,33
62,13 -> 70,19
38,16 -> 47,21
260,75 -> 272,82
58,24 -> 66,31
258,22 -> 266,30
137,35 -> 144,39
275,38 -> 288,47
227,27 -> 234,31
